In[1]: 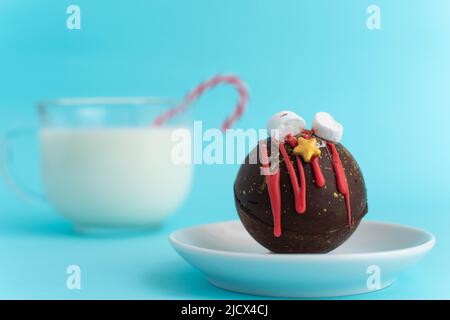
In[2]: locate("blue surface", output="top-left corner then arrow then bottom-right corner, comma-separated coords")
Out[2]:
1,0 -> 450,299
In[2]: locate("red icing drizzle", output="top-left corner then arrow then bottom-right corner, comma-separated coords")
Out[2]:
260,133 -> 353,237
259,143 -> 282,237
311,157 -> 326,188
294,156 -> 307,214
301,129 -> 314,139
279,143 -> 306,214
284,134 -> 298,146
328,143 -> 353,226
287,134 -> 325,188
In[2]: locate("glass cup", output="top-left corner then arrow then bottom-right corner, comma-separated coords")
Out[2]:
0,97 -> 193,230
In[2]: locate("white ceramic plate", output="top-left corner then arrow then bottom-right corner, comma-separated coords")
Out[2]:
169,220 -> 435,298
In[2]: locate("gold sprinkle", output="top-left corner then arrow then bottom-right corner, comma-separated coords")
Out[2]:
333,192 -> 339,198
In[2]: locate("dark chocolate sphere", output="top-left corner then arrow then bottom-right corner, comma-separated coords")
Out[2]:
234,135 -> 368,253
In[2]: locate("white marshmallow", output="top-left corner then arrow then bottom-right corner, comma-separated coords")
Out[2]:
311,112 -> 343,143
267,110 -> 306,139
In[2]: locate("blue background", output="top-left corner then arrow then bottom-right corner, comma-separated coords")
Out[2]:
1,0 -> 449,299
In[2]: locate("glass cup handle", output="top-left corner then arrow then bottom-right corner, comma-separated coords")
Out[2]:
0,126 -> 47,207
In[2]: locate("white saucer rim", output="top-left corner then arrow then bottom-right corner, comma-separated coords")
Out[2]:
169,220 -> 436,260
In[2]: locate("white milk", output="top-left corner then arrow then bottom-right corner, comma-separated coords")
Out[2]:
40,127 -> 192,228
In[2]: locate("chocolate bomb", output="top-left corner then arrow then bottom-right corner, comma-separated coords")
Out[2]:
234,134 -> 368,253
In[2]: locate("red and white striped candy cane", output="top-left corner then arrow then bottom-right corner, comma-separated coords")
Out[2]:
152,75 -> 249,131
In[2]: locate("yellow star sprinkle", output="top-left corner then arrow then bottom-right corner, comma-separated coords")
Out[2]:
293,137 -> 321,163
